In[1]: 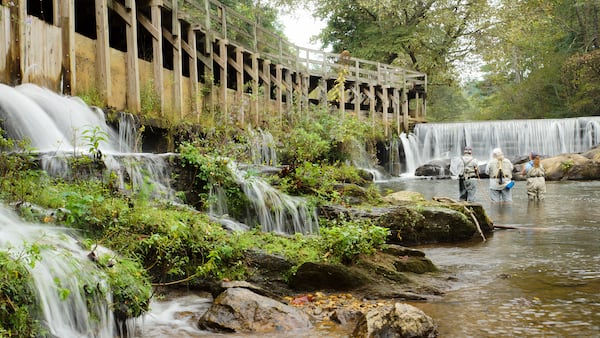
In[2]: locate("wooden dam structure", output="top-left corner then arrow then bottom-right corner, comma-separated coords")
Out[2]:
0,0 -> 427,134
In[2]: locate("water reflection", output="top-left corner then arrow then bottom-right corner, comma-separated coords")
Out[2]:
387,178 -> 600,337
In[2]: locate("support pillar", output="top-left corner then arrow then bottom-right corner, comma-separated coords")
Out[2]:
60,0 -> 75,94
150,1 -> 164,113
95,0 -> 111,104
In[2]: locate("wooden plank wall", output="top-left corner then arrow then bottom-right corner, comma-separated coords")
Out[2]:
0,0 -> 427,135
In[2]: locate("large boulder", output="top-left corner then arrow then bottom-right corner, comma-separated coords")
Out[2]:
379,205 -> 477,245
353,303 -> 438,338
542,154 -> 600,180
414,159 -> 450,177
319,199 -> 491,246
289,262 -> 371,291
198,287 -> 312,333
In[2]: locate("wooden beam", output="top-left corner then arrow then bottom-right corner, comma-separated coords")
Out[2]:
138,11 -> 160,40
218,39 -> 227,115
402,87 -> 409,133
95,0 -> 111,103
234,47 -> 243,123
261,60 -> 271,111
188,27 -> 200,118
125,0 -> 140,112
251,54 -> 259,125
60,0 -> 76,94
107,0 -> 132,26
173,16 -> 182,118
150,2 -> 164,113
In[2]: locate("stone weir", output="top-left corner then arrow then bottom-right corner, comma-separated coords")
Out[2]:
0,0 -> 426,136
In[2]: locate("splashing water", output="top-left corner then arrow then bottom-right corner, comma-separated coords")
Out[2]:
0,83 -> 175,200
0,206 -> 117,338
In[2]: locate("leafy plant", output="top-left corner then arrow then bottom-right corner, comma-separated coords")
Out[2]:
319,217 -> 390,264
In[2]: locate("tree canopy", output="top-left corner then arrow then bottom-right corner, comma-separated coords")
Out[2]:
298,0 -> 600,121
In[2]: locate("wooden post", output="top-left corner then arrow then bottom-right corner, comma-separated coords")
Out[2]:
218,39 -> 227,115
381,87 -> 389,136
188,27 -> 200,119
402,86 -> 409,133
125,0 -> 140,112
6,0 -> 25,84
275,64 -> 283,123
52,0 -> 60,25
234,46 -> 243,123
172,2 -> 182,118
284,68 -> 292,115
95,0 -> 111,103
393,87 -> 400,135
150,0 -> 164,113
249,53 -> 259,125
318,77 -> 327,109
260,59 -> 271,114
369,84 -> 375,127
415,92 -> 420,121
353,82 -> 360,117
60,0 -> 75,95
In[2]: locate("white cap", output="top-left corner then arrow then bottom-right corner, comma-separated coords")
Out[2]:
492,148 -> 503,157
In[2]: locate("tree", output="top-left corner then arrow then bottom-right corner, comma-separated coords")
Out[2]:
312,0 -> 491,83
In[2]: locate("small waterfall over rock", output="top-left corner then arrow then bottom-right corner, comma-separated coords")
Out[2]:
249,128 -> 278,166
0,206 -> 116,338
348,139 -> 388,182
401,117 -> 600,173
209,161 -> 319,235
0,83 -> 175,199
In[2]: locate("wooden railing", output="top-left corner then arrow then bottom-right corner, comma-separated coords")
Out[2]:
177,0 -> 426,87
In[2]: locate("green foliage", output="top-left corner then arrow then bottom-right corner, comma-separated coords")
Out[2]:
0,252 -> 44,337
179,142 -> 248,217
562,50 -> 600,116
77,87 -> 104,108
561,159 -> 575,172
319,217 -> 390,264
100,255 -> 151,320
81,126 -> 108,158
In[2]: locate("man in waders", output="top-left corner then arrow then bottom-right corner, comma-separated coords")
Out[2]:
457,146 -> 479,202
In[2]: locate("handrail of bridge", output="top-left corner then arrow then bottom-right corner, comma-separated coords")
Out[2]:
178,0 -> 426,89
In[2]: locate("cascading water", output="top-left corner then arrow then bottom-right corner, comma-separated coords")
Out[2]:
399,117 -> 600,174
249,128 -> 278,166
348,139 -> 388,182
208,161 -> 319,235
0,206 -> 116,338
0,83 -> 175,200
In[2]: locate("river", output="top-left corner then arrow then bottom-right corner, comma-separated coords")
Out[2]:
382,178 -> 600,337
136,178 -> 600,337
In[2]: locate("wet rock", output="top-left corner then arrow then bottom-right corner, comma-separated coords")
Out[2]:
415,159 -> 450,177
353,303 -> 438,338
331,308 -> 362,325
380,206 -> 477,245
198,287 -> 312,333
242,249 -> 294,297
383,191 -> 427,204
289,262 -> 371,291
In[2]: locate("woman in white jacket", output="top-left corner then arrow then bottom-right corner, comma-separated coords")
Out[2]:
485,148 -> 514,202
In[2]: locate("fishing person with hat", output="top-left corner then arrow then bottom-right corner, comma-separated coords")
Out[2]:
455,146 -> 479,202
485,147 -> 514,203
522,151 -> 546,201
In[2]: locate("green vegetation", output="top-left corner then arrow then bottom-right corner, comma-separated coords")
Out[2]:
307,0 -> 600,121
0,105 -> 395,334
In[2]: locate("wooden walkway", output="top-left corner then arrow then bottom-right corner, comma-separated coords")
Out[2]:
0,0 -> 427,134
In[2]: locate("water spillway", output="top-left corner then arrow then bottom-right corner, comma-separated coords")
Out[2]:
397,117 -> 600,175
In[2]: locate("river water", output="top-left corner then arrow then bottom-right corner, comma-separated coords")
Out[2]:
381,178 -> 600,337
136,178 -> 600,337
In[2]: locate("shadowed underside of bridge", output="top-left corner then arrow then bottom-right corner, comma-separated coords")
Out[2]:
0,0 -> 427,135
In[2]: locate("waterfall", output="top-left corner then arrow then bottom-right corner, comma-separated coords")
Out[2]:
0,206 -> 116,338
0,83 -> 175,200
249,128 -> 278,166
399,132 -> 421,176
401,117 -> 600,173
348,139 -> 387,182
209,161 -> 319,235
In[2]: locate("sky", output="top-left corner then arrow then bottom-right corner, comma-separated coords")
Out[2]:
280,8 -> 327,51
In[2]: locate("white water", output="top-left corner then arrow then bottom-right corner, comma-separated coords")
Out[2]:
398,117 -> 600,174
209,161 -> 319,235
249,128 -> 278,166
0,83 -> 175,199
0,206 -> 116,338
